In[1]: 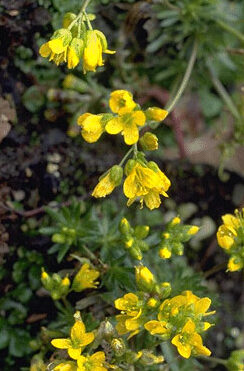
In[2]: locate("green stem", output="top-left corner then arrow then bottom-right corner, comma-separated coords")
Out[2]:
82,245 -> 106,268
166,39 -> 198,113
161,342 -> 180,371
84,12 -> 93,30
208,63 -> 241,120
164,0 -> 180,11
199,355 -> 227,365
68,0 -> 92,30
118,146 -> 134,166
216,19 -> 244,44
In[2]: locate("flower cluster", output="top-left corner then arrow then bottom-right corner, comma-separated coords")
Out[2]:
114,266 -> 214,359
158,216 -> 199,259
217,209 -> 244,272
78,90 -> 167,145
39,12 -> 115,73
77,90 -> 170,210
41,263 -> 99,300
119,217 -> 150,260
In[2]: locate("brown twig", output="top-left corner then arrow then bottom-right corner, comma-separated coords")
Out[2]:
0,195 -> 88,218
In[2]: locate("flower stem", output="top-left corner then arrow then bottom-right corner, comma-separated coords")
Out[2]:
68,0 -> 92,30
204,262 -> 227,279
208,63 -> 241,120
216,19 -> 244,44
118,146 -> 134,167
166,39 -> 198,113
199,355 -> 227,365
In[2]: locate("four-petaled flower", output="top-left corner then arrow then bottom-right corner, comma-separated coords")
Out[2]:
51,320 -> 94,359
72,263 -> 100,292
77,351 -> 107,371
171,319 -> 211,359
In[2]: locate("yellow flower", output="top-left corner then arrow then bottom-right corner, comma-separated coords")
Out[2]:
145,107 -> 168,122
171,319 -> 211,359
72,263 -> 100,292
67,38 -> 83,69
39,29 -> 72,66
77,351 -> 107,371
114,293 -> 141,316
54,361 -> 77,371
105,110 -> 146,145
115,313 -> 141,339
159,247 -> 172,259
92,165 -> 123,198
51,320 -> 94,360
144,320 -> 169,336
83,30 -> 115,73
123,162 -> 170,210
227,256 -> 243,272
172,216 -> 181,225
109,90 -> 136,115
77,113 -> 105,143
62,276 -> 71,287
217,213 -> 240,250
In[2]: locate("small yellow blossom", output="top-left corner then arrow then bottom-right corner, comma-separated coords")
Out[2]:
62,276 -> 71,286
172,216 -> 181,225
114,293 -> 141,316
227,256 -> 243,272
147,298 -> 159,308
109,90 -> 136,115
92,165 -> 123,198
171,319 -> 211,359
51,319 -> 94,359
72,263 -> 100,292
115,313 -> 141,339
41,270 -> 49,280
123,162 -> 171,210
77,113 -> 105,143
159,247 -> 172,259
54,361 -> 77,371
77,351 -> 107,371
145,107 -> 168,122
188,226 -> 199,235
39,29 -> 72,67
105,110 -> 146,145
83,30 -> 115,73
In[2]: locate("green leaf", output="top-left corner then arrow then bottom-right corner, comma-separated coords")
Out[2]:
22,86 -> 45,113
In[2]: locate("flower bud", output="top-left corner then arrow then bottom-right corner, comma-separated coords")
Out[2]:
62,12 -> 77,28
129,244 -> 143,260
124,159 -> 136,176
109,165 -> 123,186
99,320 -> 116,341
147,297 -> 160,308
134,225 -> 150,239
159,247 -> 172,259
145,107 -> 168,122
171,216 -> 181,225
52,233 -> 66,244
140,350 -> 164,365
41,270 -> 52,290
172,242 -> 184,256
111,338 -> 126,356
187,226 -> 199,235
139,132 -> 158,151
157,281 -> 171,298
119,218 -> 131,235
135,265 -> 155,292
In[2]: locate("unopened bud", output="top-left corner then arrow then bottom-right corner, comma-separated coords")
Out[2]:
109,165 -> 123,186
111,338 -> 126,356
52,233 -> 66,244
139,132 -> 158,151
159,247 -> 172,259
134,225 -> 150,239
119,218 -> 131,235
124,159 -> 136,176
145,107 -> 168,122
187,226 -> 199,235
140,350 -> 164,365
135,265 -> 155,292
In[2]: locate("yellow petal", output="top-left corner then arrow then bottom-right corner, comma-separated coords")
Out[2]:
39,42 -> 51,57
123,124 -> 139,145
79,332 -> 95,346
71,321 -> 85,340
92,173 -> 116,198
77,113 -> 92,126
194,298 -> 211,315
68,347 -> 81,360
51,338 -> 71,349
90,351 -> 105,362
105,117 -> 123,134
48,39 -> 66,54
109,90 -> 136,114
67,47 -> 79,69
172,335 -> 191,358
131,111 -> 146,126
144,190 -> 161,210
